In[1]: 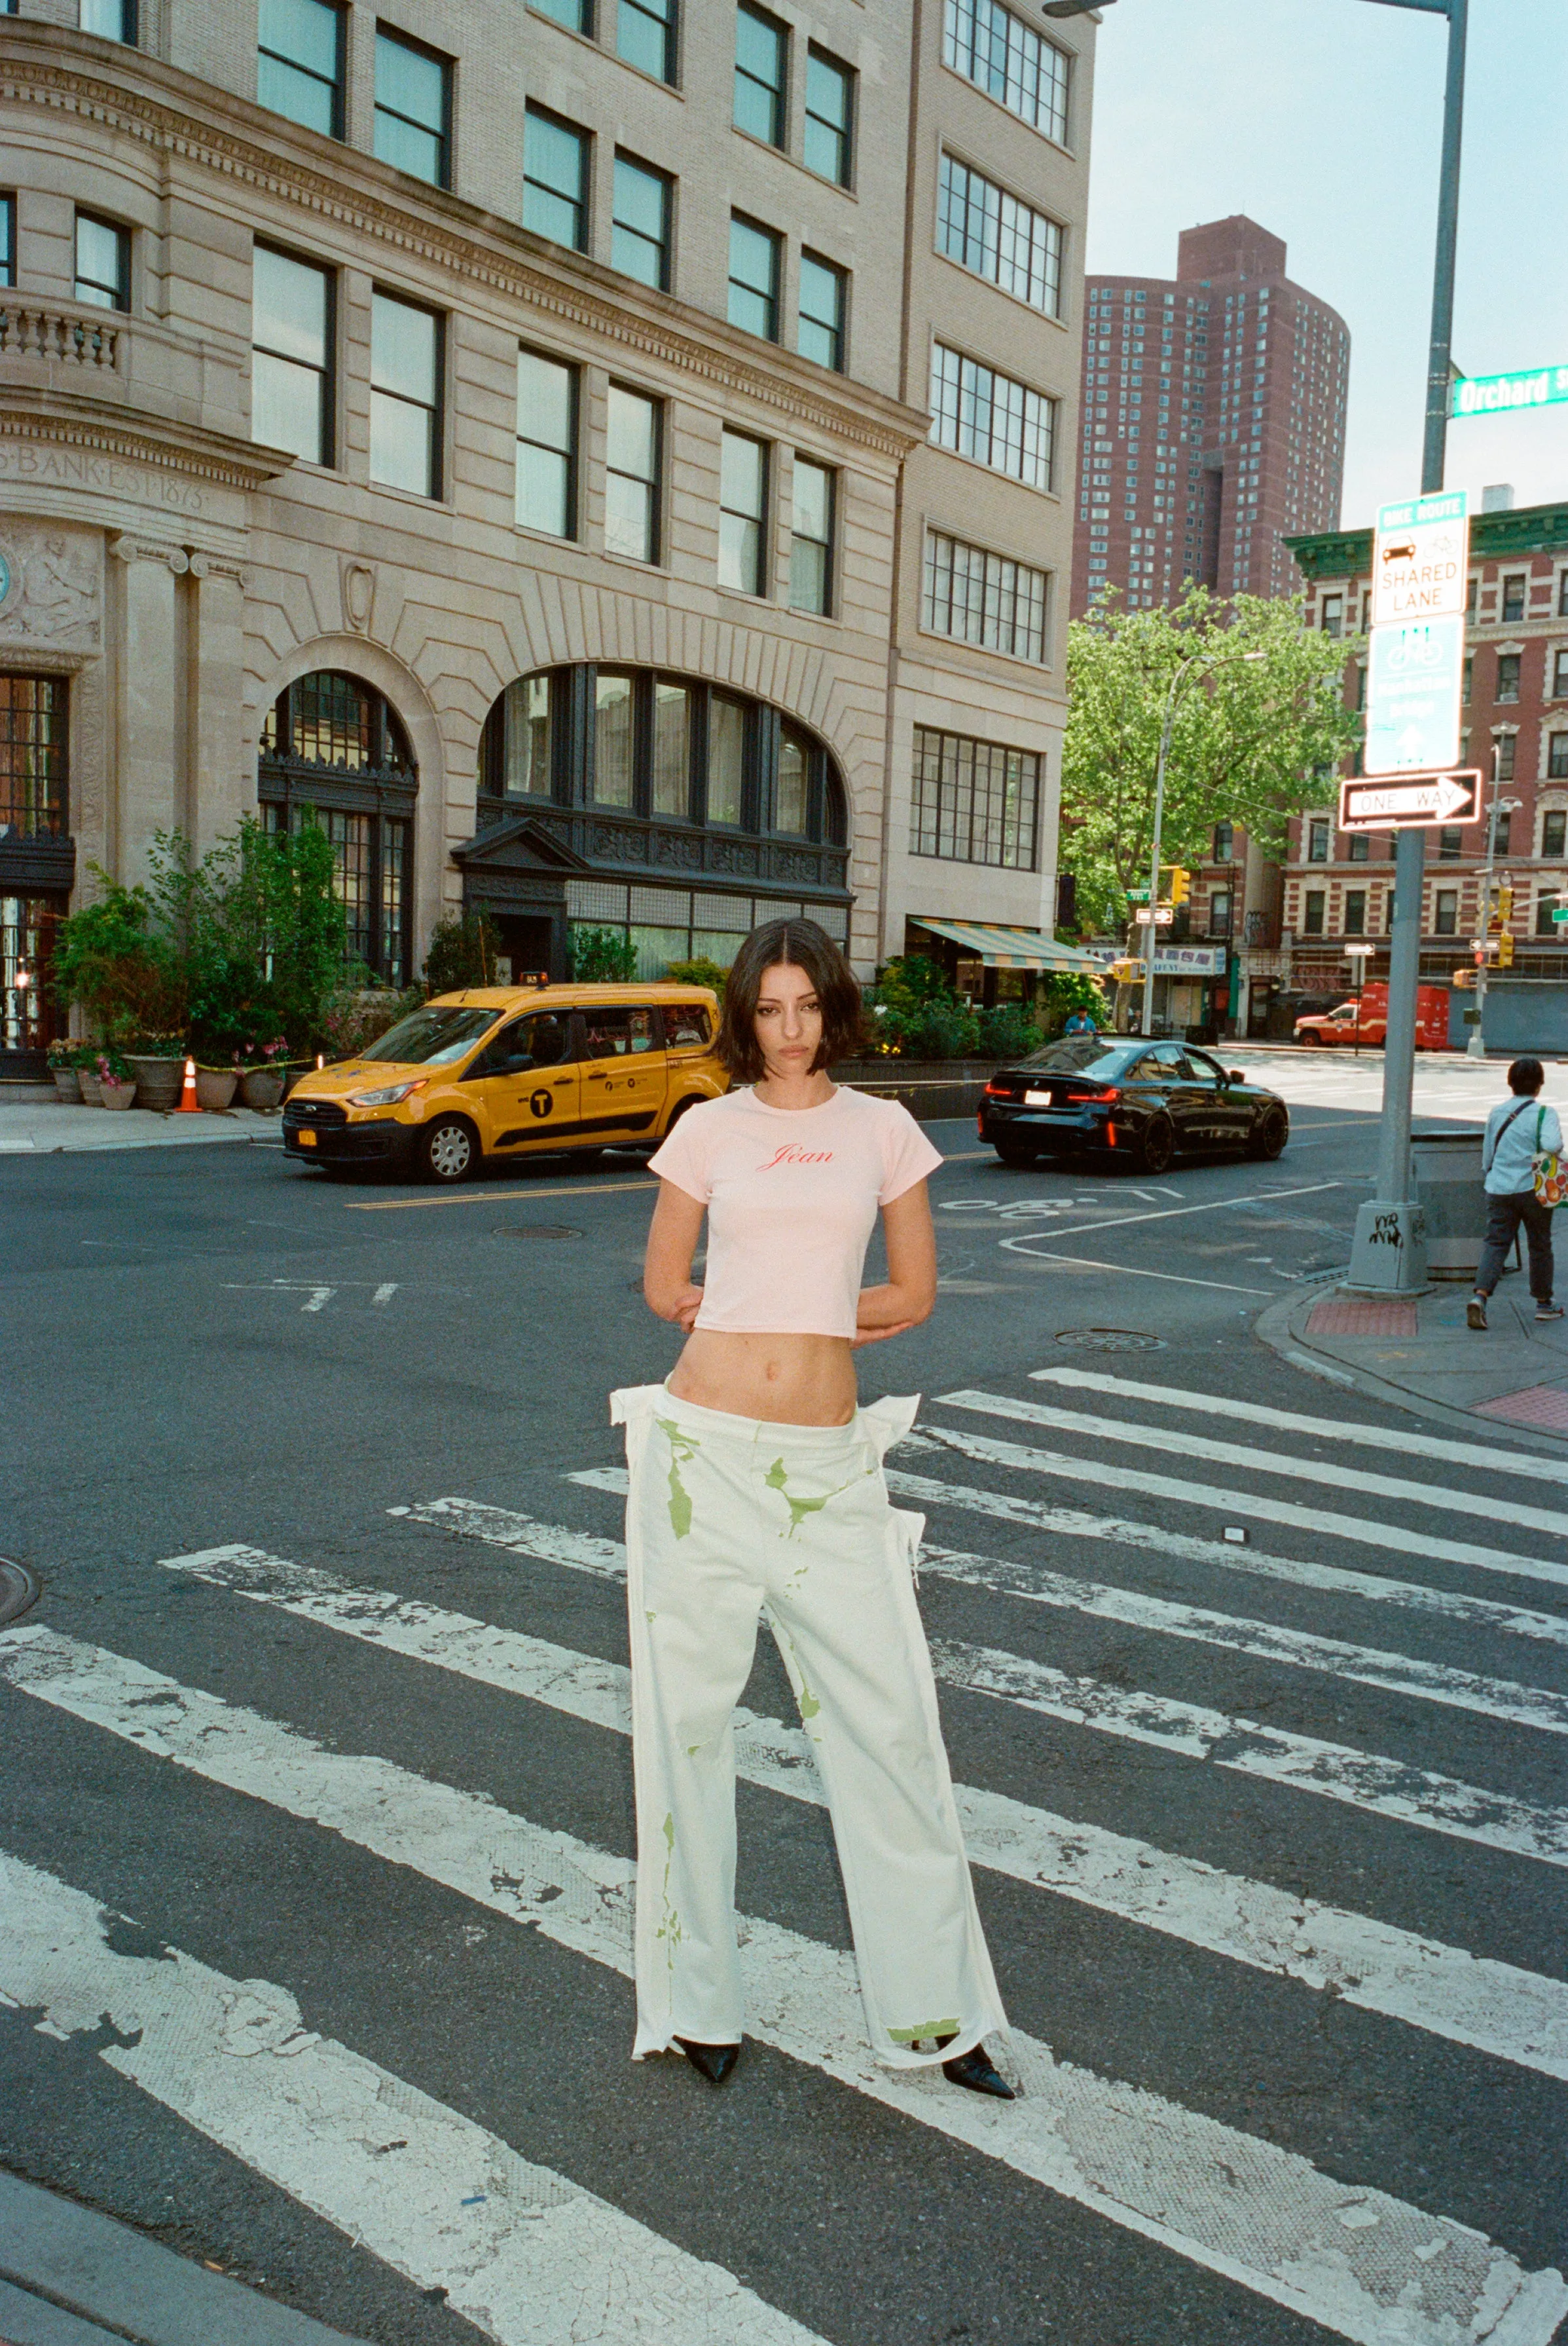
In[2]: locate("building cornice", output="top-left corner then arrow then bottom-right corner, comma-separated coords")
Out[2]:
0,385 -> 296,491
0,27 -> 931,463
1286,502 -> 1568,581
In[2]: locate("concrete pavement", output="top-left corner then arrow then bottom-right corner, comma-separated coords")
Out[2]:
0,1105 -> 280,1154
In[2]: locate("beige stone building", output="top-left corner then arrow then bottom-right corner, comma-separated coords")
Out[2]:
0,0 -> 1092,1067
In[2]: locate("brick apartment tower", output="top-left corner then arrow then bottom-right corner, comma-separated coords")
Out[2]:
1070,216 -> 1349,616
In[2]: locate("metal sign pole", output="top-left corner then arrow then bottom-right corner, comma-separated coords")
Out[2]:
1349,827 -> 1429,1288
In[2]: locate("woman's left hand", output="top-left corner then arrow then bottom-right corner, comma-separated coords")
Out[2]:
850,1319 -> 916,1348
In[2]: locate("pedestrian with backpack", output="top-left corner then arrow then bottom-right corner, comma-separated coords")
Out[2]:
1468,1056 -> 1565,1329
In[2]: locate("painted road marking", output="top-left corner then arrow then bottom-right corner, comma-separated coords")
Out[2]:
346,1179 -> 657,1212
913,1420 -> 1568,1595
5,1633 -> 1561,2346
0,1850 -> 826,2346
997,1182 -> 1341,1249
551,1473 -> 1568,1651
939,1389 -> 1568,1543
153,1546 -> 1568,2083
1027,1367 -> 1568,1487
1003,1249 -> 1275,1296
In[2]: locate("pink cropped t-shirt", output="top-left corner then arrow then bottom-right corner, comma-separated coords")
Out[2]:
647,1084 -> 944,1336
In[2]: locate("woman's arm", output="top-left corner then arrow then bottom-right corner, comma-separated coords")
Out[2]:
644,1181 -> 708,1332
852,1180 -> 938,1347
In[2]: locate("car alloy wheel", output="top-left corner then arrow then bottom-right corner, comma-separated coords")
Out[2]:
1249,1105 -> 1289,1161
1139,1114 -> 1175,1176
423,1116 -> 475,1184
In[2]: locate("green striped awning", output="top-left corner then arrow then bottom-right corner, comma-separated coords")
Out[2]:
909,919 -> 1103,972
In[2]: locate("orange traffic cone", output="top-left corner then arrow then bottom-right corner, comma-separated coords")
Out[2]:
179,1055 -> 201,1112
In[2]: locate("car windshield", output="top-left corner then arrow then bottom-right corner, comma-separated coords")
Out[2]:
1016,1040 -> 1140,1078
357,1006 -> 501,1065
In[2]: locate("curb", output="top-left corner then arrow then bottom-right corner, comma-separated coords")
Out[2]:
0,2174 -> 369,2346
1252,1283 -> 1568,1454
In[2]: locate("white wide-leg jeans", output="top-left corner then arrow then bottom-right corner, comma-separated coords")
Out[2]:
611,1382 -> 1008,2069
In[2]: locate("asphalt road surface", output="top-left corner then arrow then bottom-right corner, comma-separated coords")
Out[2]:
2,1080 -> 1566,2346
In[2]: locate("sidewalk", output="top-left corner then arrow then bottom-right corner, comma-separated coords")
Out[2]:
1260,1275 -> 1568,1442
0,2171 -> 368,2346
0,1104 -> 280,1154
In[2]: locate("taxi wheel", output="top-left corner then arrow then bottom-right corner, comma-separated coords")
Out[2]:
1139,1114 -> 1175,1176
1249,1105 -> 1289,1161
421,1115 -> 477,1185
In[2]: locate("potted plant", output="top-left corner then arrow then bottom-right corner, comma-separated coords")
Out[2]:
237,1035 -> 289,1110
194,1059 -> 238,1111
75,1040 -> 103,1105
125,1029 -> 187,1113
46,1040 -> 82,1103
96,1047 -> 137,1109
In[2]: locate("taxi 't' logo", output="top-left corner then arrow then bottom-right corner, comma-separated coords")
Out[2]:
529,1088 -> 553,1118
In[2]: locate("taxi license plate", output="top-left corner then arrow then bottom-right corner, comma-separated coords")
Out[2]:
1024,1089 -> 1053,1106
297,1128 -> 317,1146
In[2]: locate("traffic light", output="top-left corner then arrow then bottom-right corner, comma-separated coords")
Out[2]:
1497,883 -> 1514,923
1451,968 -> 1474,989
1498,933 -> 1515,968
1167,868 -> 1191,908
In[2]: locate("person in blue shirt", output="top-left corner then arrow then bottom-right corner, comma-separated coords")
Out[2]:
1468,1056 -> 1563,1329
1063,1006 -> 1097,1037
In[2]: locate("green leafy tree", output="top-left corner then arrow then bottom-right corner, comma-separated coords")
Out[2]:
52,877 -> 187,1042
664,956 -> 730,998
1061,587 -> 1360,934
568,925 -> 638,981
423,911 -> 499,994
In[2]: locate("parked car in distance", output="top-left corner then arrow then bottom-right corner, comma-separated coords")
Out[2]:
978,1036 -> 1289,1175
283,982 -> 725,1184
1294,981 -> 1449,1050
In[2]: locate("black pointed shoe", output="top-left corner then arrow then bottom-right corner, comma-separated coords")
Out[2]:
938,2040 -> 1015,2099
675,2037 -> 742,2085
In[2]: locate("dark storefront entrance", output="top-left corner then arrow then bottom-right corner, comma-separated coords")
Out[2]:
0,675 -> 73,1078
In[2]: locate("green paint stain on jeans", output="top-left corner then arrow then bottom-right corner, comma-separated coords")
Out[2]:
655,1418 -> 700,1540
764,1454 -> 860,1539
888,2018 -> 961,2045
655,1810 -> 682,1971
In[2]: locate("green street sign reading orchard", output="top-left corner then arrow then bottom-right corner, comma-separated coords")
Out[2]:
1452,365 -> 1568,419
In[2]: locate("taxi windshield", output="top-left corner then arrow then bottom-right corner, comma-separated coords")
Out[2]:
358,1006 -> 500,1065
1017,1040 -> 1140,1079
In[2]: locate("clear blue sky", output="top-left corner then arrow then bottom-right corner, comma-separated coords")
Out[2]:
1082,0 -> 1568,526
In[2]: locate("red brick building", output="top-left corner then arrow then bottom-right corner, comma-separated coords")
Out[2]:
1071,216 -> 1349,619
1282,498 -> 1568,1040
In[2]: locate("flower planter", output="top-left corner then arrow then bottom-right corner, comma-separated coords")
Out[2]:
99,1078 -> 137,1110
195,1067 -> 238,1111
52,1069 -> 81,1103
79,1070 -> 102,1105
127,1055 -> 184,1113
239,1067 -> 285,1110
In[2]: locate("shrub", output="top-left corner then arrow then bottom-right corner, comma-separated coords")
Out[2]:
52,879 -> 188,1042
423,911 -> 499,994
569,925 -> 638,982
663,956 -> 730,998
321,986 -> 424,1063
975,1002 -> 1043,1061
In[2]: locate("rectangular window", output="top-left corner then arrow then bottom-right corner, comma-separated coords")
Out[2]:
652,680 -> 690,816
735,3 -> 786,145
937,153 -> 1062,316
619,0 -> 676,81
1490,807 -> 1512,854
251,243 -> 333,464
797,251 -> 845,371
1207,887 -> 1233,938
789,457 -> 833,617
728,213 -> 780,340
1348,831 -> 1368,862
0,194 -> 14,289
708,695 -> 746,825
1550,739 -> 1568,784
524,105 -> 588,251
1320,593 -> 1343,638
257,0 -> 344,138
374,28 -> 450,189
922,529 -> 1048,663
0,676 -> 68,839
1560,573 -> 1568,618
911,726 -> 1040,870
593,672 -> 635,808
81,0 -> 137,41
1306,816 -> 1329,862
718,430 -> 769,597
1302,889 -> 1324,936
1554,650 -> 1568,698
605,384 -> 661,564
1537,890 -> 1562,938
929,343 -> 1055,490
74,211 -> 129,312
499,675 -> 551,796
1495,651 -> 1520,703
611,155 -> 671,291
370,290 -> 441,498
1543,805 -> 1567,851
942,0 -> 1070,144
517,348 -> 577,538
1438,826 -> 1461,861
530,0 -> 591,27
1501,574 -> 1527,624
1433,888 -> 1457,937
803,47 -> 852,185
1343,889 -> 1365,937
1212,820 -> 1233,862
1463,654 -> 1472,705
776,726 -> 811,836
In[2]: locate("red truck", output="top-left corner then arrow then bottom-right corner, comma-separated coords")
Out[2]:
1294,982 -> 1449,1050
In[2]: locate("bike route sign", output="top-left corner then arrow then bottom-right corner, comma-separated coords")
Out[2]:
1372,489 -> 1469,627
1364,613 -> 1466,774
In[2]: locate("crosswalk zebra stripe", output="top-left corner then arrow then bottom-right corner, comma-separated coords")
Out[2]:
939,1390 -> 1568,1543
0,1851 -> 827,2346
544,1475 -> 1568,1653
157,1547 -> 1568,2083
1027,1368 -> 1568,1486
937,1636 -> 1568,1867
913,1420 -> 1568,1594
4,1629 -> 1562,2346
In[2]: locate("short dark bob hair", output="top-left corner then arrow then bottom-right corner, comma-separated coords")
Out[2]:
716,918 -> 865,1082
1508,1056 -> 1546,1095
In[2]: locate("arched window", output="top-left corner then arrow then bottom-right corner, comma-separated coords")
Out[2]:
259,672 -> 416,985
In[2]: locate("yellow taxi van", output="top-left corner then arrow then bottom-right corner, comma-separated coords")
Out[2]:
282,981 -> 725,1184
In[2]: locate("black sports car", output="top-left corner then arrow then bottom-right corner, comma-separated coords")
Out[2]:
977,1037 -> 1290,1175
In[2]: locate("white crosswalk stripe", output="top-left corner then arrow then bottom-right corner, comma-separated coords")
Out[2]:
151,1543 -> 1568,2081
4,1628 -> 1563,2346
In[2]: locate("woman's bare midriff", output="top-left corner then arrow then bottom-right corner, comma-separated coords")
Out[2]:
666,1330 -> 858,1426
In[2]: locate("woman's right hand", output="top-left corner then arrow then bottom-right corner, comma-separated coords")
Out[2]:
665,1284 -> 704,1334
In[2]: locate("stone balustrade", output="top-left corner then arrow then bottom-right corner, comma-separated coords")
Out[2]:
0,302 -> 123,371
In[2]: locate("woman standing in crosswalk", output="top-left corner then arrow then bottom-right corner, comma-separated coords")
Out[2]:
616,917 -> 1012,2095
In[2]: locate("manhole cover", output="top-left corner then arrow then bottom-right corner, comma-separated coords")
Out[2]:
495,1226 -> 583,1240
1054,1327 -> 1166,1353
0,1557 -> 41,1628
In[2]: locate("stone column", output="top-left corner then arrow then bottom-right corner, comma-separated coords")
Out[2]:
109,536 -> 187,881
185,555 -> 247,855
